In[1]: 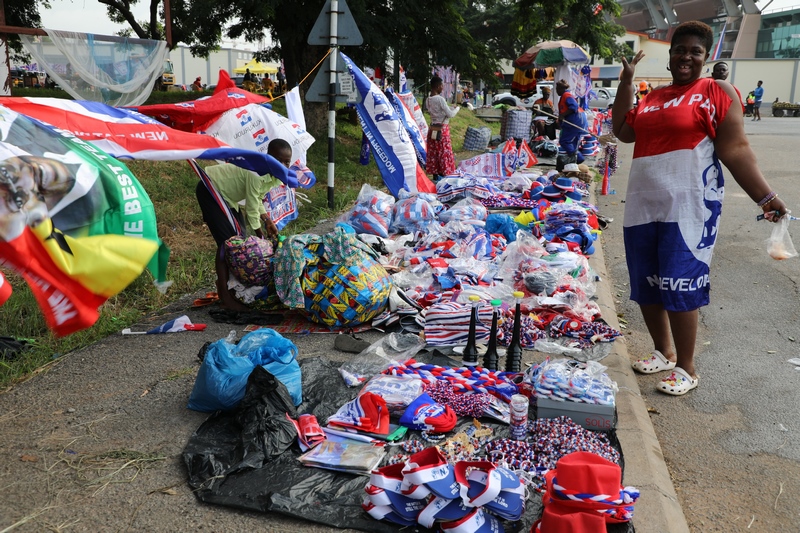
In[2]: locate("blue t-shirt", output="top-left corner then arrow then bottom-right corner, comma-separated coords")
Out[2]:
754,86 -> 764,102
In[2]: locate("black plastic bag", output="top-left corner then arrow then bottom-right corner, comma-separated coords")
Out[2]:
556,152 -> 577,171
184,366 -> 297,491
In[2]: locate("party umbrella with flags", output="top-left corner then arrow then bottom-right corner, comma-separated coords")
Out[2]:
513,40 -> 590,69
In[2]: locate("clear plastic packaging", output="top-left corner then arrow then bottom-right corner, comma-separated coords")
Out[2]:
338,332 -> 427,386
359,375 -> 425,414
767,217 -> 798,260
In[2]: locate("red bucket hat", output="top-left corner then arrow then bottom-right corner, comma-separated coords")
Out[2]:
541,451 -> 639,525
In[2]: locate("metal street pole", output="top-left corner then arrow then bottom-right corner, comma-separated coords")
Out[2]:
327,0 -> 338,209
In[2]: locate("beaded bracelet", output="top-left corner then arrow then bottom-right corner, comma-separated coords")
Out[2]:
757,191 -> 778,207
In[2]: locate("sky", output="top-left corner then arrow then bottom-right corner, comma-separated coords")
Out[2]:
37,0 -> 253,48
37,0 -> 800,38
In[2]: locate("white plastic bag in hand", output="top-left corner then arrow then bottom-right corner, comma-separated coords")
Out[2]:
766,217 -> 798,260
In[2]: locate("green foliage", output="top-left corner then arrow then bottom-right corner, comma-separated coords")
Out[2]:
5,0 -> 45,62
509,0 -> 628,61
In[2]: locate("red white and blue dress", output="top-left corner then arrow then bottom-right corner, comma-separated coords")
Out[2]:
622,78 -> 733,312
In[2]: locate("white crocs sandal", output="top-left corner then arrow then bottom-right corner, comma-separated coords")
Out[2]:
657,367 -> 699,396
631,350 -> 677,374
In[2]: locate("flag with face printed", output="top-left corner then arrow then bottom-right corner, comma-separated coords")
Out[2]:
0,106 -> 161,336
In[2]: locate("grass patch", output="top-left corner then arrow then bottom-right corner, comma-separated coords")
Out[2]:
164,368 -> 194,381
0,91 -> 498,388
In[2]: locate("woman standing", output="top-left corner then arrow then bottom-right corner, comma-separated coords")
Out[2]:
612,21 -> 789,395
425,75 -> 460,180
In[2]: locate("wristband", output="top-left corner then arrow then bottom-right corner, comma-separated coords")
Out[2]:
757,191 -> 778,207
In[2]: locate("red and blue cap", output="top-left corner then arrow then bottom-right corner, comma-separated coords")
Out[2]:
361,499 -> 417,527
399,392 -> 457,433
416,496 -> 472,528
401,447 -> 461,499
463,467 -> 525,520
370,462 -> 430,500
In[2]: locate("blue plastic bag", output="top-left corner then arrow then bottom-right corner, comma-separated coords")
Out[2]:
188,329 -> 302,412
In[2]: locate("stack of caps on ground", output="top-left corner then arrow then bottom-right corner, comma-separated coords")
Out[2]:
363,447 -> 525,531
543,201 -> 596,254
327,391 -> 391,434
579,134 -> 600,157
526,359 -> 616,406
540,175 -> 583,203
399,392 -> 458,433
533,451 -> 639,531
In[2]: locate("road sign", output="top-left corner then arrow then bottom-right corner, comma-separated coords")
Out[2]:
307,0 -> 363,46
305,64 -> 361,103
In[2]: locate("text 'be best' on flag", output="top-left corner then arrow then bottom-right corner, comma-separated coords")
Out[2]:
0,107 -> 162,336
339,52 -> 434,197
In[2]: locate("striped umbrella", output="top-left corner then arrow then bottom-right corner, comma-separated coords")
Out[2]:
514,40 -> 590,69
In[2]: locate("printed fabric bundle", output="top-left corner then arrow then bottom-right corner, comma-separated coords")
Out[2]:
272,228 -> 393,327
224,235 -> 274,286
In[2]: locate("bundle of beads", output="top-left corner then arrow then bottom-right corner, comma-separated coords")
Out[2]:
498,309 -> 546,347
483,416 -> 621,492
382,361 -> 519,402
602,143 -> 619,177
423,380 -> 492,418
549,315 -> 622,349
480,195 -> 543,210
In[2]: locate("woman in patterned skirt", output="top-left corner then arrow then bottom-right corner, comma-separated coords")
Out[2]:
425,75 -> 460,179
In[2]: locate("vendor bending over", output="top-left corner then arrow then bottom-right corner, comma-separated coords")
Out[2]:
195,138 -> 292,310
556,79 -> 588,164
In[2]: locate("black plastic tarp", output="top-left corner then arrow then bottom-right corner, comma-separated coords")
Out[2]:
183,354 -> 633,532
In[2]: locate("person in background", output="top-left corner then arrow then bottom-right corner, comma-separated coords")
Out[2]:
195,139 -> 290,311
425,75 -> 460,180
752,80 -> 764,121
635,80 -> 650,104
711,62 -> 743,112
555,79 -> 588,164
262,75 -> 275,98
612,20 -> 788,396
532,86 -> 555,140
192,77 -> 203,91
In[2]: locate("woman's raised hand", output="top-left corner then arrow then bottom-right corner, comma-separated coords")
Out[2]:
620,50 -> 645,83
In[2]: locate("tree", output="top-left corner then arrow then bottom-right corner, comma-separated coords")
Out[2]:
2,0 -> 46,63
508,0 -> 628,60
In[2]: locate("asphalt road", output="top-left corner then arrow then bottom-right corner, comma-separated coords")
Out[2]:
598,114 -> 800,531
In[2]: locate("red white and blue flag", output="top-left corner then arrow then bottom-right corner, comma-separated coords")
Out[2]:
0,97 -> 301,188
339,52 -> 434,196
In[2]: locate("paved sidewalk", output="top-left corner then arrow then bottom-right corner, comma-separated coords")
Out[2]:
589,220 -> 689,533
